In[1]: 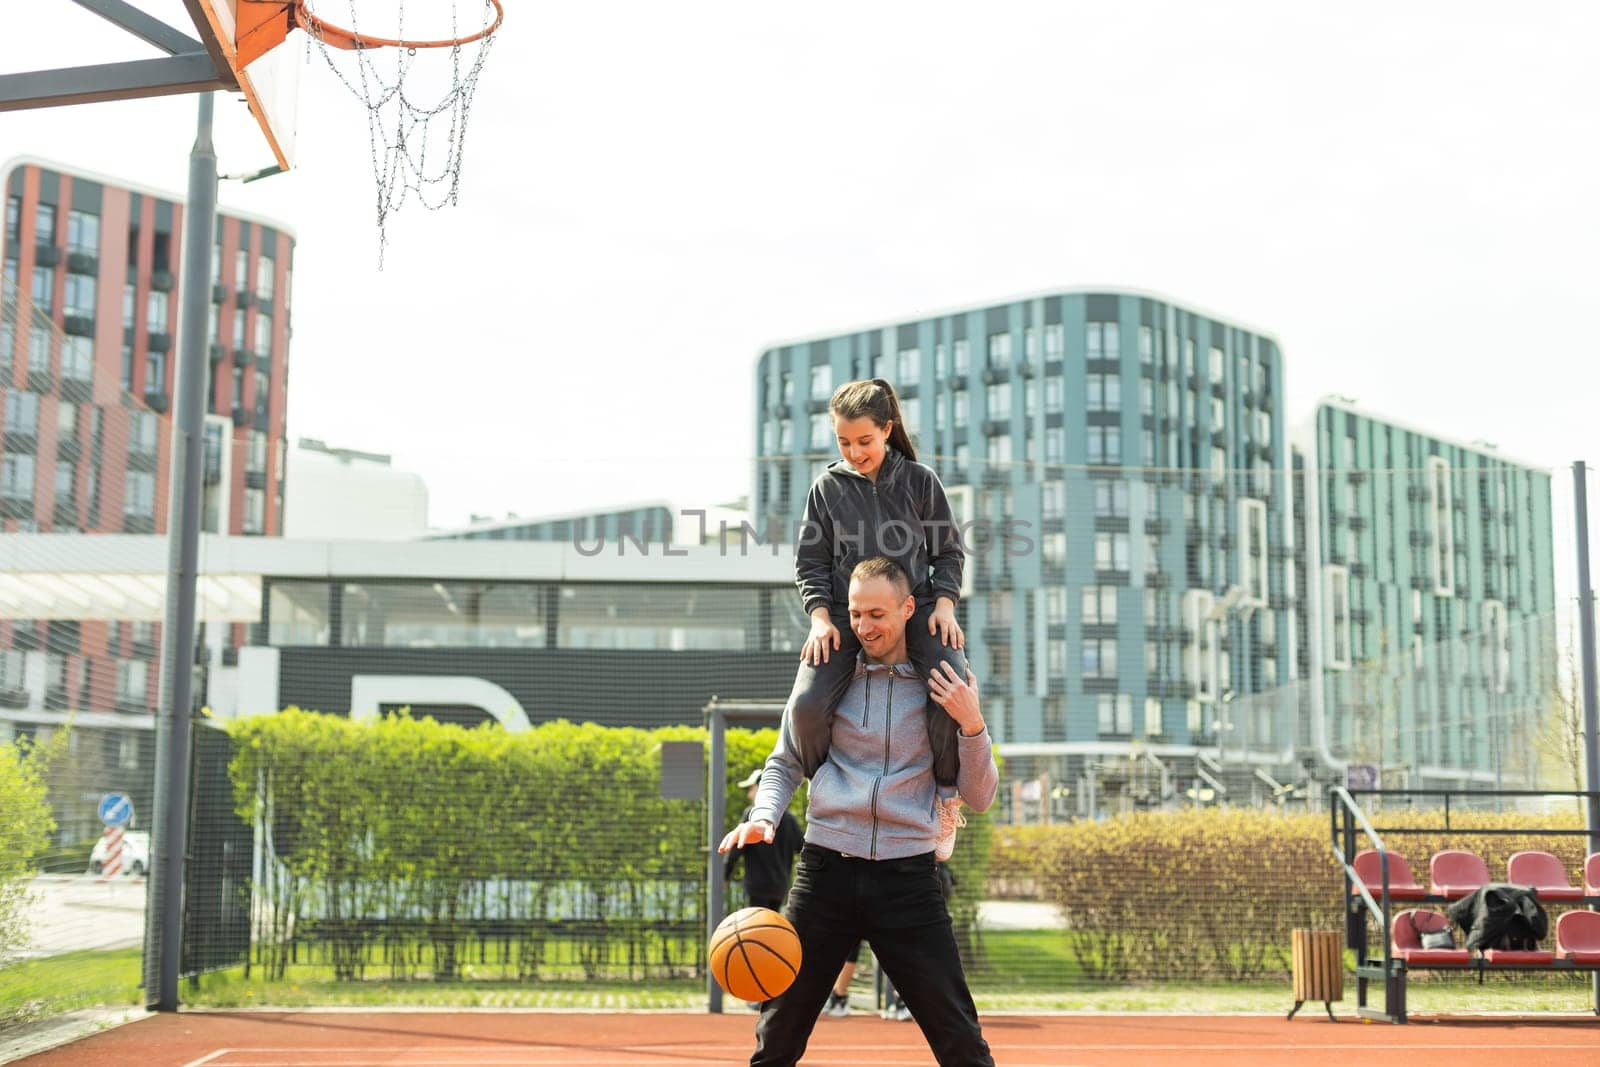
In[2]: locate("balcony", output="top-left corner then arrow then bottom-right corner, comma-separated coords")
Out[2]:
1147,571 -> 1172,588
210,343 -> 226,364
46,620 -> 79,653
43,687 -> 70,712
147,332 -> 172,354
1407,484 -> 1429,502
150,270 -> 175,291
0,496 -> 33,520
122,514 -> 156,534
2,431 -> 36,454
983,366 -> 1009,386
1408,529 -> 1431,546
1348,514 -> 1368,531
982,465 -> 1009,487
230,406 -> 249,427
236,290 -> 256,309
253,408 -> 271,431
127,449 -> 158,473
131,635 -> 158,658
34,244 -> 60,267
232,346 -> 253,368
67,251 -> 98,275
143,390 -> 169,414
244,469 -> 268,490
1015,359 -> 1036,378
51,500 -> 78,527
1211,381 -> 1226,398
1410,575 -> 1430,590
56,436 -> 82,462
63,314 -> 95,337
1145,517 -> 1168,535
10,625 -> 39,651
115,696 -> 149,715
1350,561 -> 1368,578
1087,357 -> 1119,374
26,370 -> 52,392
212,283 -> 229,303
808,397 -> 830,415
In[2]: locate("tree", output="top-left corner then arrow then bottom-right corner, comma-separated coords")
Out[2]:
0,734 -> 58,965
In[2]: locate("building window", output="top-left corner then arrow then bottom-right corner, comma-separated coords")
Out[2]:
1087,426 -> 1121,465
0,454 -> 34,500
809,412 -> 831,449
986,382 -> 1011,420
235,247 -> 250,290
810,364 -> 831,401
900,396 -> 919,432
1086,321 -> 1119,360
4,196 -> 18,245
124,470 -> 155,518
897,347 -> 919,382
64,273 -> 95,318
27,326 -> 51,374
1094,480 -> 1128,518
987,332 -> 1011,367
254,311 -> 272,354
122,282 -> 137,327
1081,585 -> 1117,625
117,659 -> 148,703
1239,497 -> 1268,604
1083,639 -> 1118,680
779,370 -> 793,405
1044,587 -> 1067,625
1042,480 -> 1064,519
233,308 -> 246,349
35,202 -> 56,243
1182,588 -> 1219,701
66,210 -> 99,256
952,388 -> 968,429
1044,375 -> 1063,415
4,390 -> 39,435
1045,429 -> 1064,466
256,254 -> 274,300
61,336 -> 92,382
1145,697 -> 1163,737
1094,531 -> 1130,572
129,410 -> 158,457
1428,456 -> 1454,596
1042,323 -> 1064,360
53,458 -> 75,502
1326,564 -> 1351,668
1208,346 -> 1225,381
248,430 -> 268,473
1138,325 -> 1155,365
1087,373 -> 1121,412
1097,693 -> 1133,734
1140,379 -> 1156,416
1042,531 -> 1065,565
30,265 -> 53,314
147,290 -> 169,332
243,488 -> 265,533
146,350 -> 165,395
952,338 -> 970,375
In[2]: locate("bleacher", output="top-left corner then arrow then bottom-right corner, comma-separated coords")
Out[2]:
1332,787 -> 1600,1023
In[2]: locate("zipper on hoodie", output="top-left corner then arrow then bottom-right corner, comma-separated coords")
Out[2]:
869,674 -> 894,860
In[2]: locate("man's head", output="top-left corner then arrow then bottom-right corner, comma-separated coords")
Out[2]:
737,768 -> 762,800
848,556 -> 915,664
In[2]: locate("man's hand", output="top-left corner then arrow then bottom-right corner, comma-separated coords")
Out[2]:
718,820 -> 775,854
928,662 -> 983,736
802,609 -> 842,666
928,596 -> 965,650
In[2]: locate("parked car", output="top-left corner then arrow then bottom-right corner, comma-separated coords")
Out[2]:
89,830 -> 149,877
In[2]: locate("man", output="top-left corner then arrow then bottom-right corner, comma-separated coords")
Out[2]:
724,768 -> 803,914
718,556 -> 997,1067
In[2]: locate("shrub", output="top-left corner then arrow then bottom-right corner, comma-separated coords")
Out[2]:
0,735 -> 58,967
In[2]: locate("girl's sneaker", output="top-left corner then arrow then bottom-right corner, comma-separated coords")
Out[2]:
934,797 -> 966,862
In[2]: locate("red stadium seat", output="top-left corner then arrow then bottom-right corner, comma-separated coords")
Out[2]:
1482,948 -> 1556,964
1429,850 -> 1490,900
1351,849 -> 1428,901
1506,850 -> 1585,902
1586,853 -> 1600,897
1557,910 -> 1600,964
1391,908 -> 1469,965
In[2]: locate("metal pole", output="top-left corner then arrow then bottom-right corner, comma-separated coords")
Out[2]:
707,703 -> 726,1014
1574,463 -> 1600,856
142,90 -> 216,1011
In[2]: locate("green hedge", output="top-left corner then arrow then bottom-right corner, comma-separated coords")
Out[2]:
226,710 -> 991,983
993,807 -> 1591,983
0,734 -> 58,1021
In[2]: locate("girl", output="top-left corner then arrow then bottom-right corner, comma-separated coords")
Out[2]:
785,378 -> 970,847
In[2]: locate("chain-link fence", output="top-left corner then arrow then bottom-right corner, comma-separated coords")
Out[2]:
5,276 -> 1600,1022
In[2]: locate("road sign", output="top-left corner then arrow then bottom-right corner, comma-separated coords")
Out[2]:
98,793 -> 134,828
1345,764 -> 1380,791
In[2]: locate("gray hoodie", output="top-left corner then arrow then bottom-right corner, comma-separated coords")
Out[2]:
750,654 -> 998,860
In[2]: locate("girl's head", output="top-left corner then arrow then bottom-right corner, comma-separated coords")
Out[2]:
829,378 -> 917,478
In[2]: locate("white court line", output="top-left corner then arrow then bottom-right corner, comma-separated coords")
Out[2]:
178,1051 -> 233,1067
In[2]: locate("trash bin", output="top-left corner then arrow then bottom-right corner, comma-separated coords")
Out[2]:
1288,929 -> 1343,1021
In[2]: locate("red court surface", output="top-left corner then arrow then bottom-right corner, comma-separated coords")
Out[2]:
13,1010 -> 1600,1066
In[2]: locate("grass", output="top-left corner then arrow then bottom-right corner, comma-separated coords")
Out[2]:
0,948 -> 144,1026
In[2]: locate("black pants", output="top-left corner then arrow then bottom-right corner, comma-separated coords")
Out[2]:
747,892 -> 784,913
752,845 -> 992,1067
780,600 -> 966,786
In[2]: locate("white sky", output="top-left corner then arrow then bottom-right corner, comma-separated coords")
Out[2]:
2,2 -> 1597,532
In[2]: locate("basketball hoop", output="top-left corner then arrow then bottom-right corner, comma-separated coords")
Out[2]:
237,1 -> 505,264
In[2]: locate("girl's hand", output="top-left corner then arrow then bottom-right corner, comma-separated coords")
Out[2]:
718,820 -> 775,854
929,597 -> 965,650
803,613 -> 842,666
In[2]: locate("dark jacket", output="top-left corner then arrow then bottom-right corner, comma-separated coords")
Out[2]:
723,805 -> 803,901
795,446 -> 964,617
1446,883 -> 1549,953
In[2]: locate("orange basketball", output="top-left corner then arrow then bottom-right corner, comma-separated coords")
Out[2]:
709,906 -> 802,1003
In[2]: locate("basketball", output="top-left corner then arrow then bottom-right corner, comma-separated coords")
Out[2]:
709,907 -> 802,1003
